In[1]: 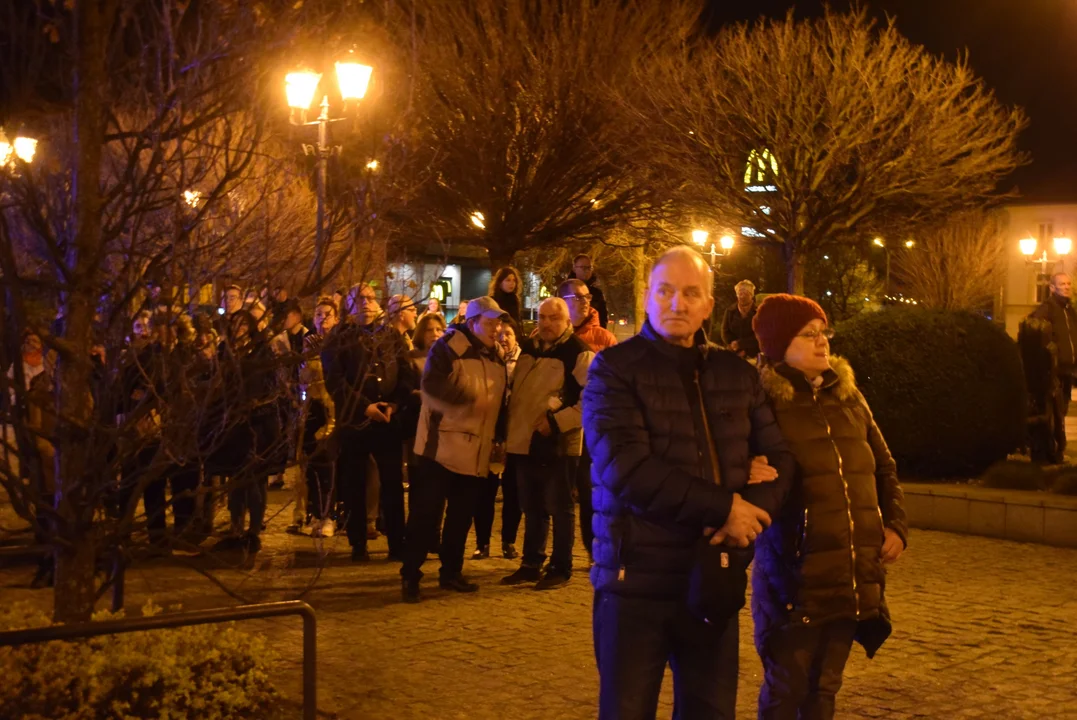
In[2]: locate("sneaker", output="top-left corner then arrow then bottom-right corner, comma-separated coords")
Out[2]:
534,568 -> 570,591
401,577 -> 421,603
471,545 -> 490,560
502,543 -> 518,560
439,574 -> 479,593
500,565 -> 543,585
351,548 -> 371,563
321,518 -> 336,538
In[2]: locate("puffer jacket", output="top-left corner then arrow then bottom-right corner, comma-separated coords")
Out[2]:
414,325 -> 507,477
752,357 -> 908,659
582,320 -> 795,600
573,308 -> 618,352
506,328 -> 593,458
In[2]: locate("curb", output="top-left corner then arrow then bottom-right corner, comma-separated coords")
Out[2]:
903,482 -> 1077,547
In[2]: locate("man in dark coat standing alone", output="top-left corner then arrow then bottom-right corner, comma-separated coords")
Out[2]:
1029,272 -> 1077,461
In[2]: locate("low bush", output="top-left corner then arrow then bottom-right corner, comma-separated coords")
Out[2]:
0,601 -> 282,720
832,307 -> 1027,479
980,459 -> 1048,491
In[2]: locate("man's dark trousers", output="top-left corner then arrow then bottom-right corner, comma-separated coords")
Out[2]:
1054,374 -> 1074,462
516,454 -> 577,574
594,591 -> 739,720
757,619 -> 857,720
401,457 -> 479,582
575,442 -> 595,557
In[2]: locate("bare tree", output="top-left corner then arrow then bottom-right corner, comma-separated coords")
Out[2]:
894,210 -> 1005,311
804,245 -> 884,322
640,9 -> 1026,294
0,0 -> 364,622
386,0 -> 703,268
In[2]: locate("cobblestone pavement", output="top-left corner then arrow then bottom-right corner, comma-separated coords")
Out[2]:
3,488 -> 1077,719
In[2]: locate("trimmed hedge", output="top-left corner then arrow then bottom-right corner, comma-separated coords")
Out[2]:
831,307 -> 1027,479
0,601 -> 283,720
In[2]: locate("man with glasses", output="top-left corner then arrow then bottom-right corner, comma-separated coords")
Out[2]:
569,254 -> 608,328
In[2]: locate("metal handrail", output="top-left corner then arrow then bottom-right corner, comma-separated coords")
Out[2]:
0,600 -> 317,720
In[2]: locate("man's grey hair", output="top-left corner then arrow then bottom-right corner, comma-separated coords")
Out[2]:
387,294 -> 415,315
735,280 -> 756,293
649,245 -> 713,298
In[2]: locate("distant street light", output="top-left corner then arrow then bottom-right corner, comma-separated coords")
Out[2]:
905,239 -> 915,249
285,56 -> 374,263
1021,235 -> 1072,278
470,211 -> 486,230
0,129 -> 38,167
690,228 -> 734,268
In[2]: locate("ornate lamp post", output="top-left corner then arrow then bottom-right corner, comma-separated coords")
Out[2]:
285,57 -> 373,263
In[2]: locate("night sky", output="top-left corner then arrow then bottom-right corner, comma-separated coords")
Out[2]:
705,0 -> 1077,203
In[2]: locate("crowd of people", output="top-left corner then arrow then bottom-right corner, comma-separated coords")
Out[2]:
4,247 -> 919,719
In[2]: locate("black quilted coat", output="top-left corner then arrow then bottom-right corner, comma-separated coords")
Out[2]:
582,321 -> 795,600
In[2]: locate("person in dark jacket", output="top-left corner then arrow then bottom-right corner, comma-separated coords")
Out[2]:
490,266 -> 524,325
1018,314 -> 1059,463
1028,272 -> 1077,461
751,294 -> 908,720
582,246 -> 795,720
568,253 -> 608,328
322,283 -> 418,562
720,279 -> 760,358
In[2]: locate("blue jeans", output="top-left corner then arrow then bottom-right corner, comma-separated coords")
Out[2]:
594,591 -> 739,720
516,455 -> 577,573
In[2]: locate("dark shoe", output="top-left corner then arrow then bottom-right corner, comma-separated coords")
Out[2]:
285,522 -> 303,535
245,534 -> 262,554
268,478 -> 285,490
386,551 -> 404,563
471,545 -> 490,560
534,568 -> 571,591
439,574 -> 479,593
502,543 -> 518,560
30,564 -> 54,589
351,548 -> 371,563
500,565 -> 543,585
401,577 -> 421,603
211,535 -> 246,552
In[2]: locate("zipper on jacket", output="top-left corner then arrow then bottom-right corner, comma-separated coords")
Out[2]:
812,387 -> 859,619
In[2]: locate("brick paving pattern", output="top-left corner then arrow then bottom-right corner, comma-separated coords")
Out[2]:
2,487 -> 1077,718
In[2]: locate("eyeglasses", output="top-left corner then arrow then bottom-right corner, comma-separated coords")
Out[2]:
560,293 -> 592,302
795,328 -> 835,341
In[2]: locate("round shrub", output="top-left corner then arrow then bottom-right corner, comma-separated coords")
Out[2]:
0,600 -> 284,720
831,307 -> 1027,479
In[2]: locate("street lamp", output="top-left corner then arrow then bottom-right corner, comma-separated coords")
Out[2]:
871,237 -> 893,297
691,228 -> 734,268
1020,235 -> 1072,278
0,129 -> 38,167
470,211 -> 486,230
286,57 -> 374,263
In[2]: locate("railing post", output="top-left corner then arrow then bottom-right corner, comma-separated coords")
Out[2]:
302,605 -> 317,720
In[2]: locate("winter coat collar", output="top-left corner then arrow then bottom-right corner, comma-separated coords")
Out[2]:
760,355 -> 859,404
445,325 -> 504,362
639,319 -> 711,360
530,326 -> 576,354
574,307 -> 602,332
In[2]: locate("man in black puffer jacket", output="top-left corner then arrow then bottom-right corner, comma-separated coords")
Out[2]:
582,246 -> 795,720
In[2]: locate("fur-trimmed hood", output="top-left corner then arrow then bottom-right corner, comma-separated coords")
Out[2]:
760,355 -> 859,405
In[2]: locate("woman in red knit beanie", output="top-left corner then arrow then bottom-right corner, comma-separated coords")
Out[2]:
750,294 -> 908,719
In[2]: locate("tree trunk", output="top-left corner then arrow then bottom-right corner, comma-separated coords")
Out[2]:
52,0 -> 112,624
786,249 -> 806,295
53,540 -> 98,623
632,245 -> 646,334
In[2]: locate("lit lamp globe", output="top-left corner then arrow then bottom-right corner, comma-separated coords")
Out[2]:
1054,236 -> 1073,256
719,235 -> 735,252
285,71 -> 321,111
691,229 -> 709,247
1019,237 -> 1038,256
336,61 -> 373,101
